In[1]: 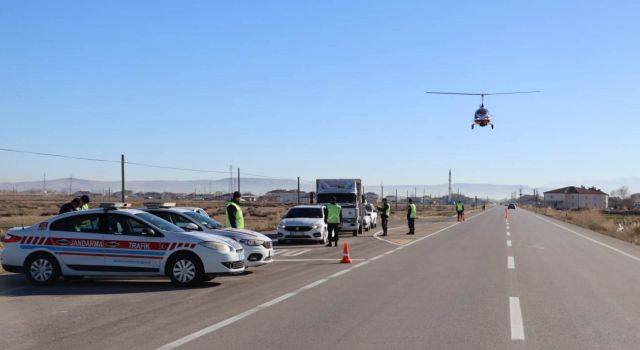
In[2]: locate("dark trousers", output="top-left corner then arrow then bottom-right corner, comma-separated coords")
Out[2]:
327,223 -> 340,244
381,216 -> 388,235
407,218 -> 415,233
457,211 -> 464,221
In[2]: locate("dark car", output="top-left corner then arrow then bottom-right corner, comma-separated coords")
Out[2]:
508,203 -> 517,210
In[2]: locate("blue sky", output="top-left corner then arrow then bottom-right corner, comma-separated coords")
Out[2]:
1,0 -> 639,188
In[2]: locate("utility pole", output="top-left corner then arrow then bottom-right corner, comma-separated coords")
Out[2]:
42,173 -> 46,194
69,175 -> 73,195
297,177 -> 300,204
121,154 -> 125,202
237,168 -> 241,194
381,181 -> 384,201
395,189 -> 398,210
448,169 -> 452,204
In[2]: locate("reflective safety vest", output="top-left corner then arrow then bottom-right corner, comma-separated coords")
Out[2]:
384,203 -> 391,217
225,201 -> 245,229
326,203 -> 342,224
409,204 -> 417,219
79,204 -> 89,211
456,203 -> 464,211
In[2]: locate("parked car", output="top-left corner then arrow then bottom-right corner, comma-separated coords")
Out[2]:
142,203 -> 273,267
277,205 -> 328,244
365,203 -> 378,229
508,203 -> 517,209
0,203 -> 245,286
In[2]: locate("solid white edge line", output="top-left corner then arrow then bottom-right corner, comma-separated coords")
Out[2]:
282,249 -> 311,257
508,256 -> 515,269
273,258 -> 365,262
527,211 -> 640,264
509,297 -> 525,340
157,208 -> 494,350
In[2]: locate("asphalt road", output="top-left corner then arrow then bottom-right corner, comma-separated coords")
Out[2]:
3,207 -> 640,350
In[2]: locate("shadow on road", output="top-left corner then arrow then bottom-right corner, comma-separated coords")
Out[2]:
0,274 -> 220,297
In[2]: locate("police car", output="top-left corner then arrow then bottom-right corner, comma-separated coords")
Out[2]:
142,203 -> 273,267
0,203 -> 245,286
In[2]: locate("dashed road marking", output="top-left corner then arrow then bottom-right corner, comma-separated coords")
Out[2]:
508,256 -> 515,269
509,297 -> 525,340
273,258 -> 365,262
507,240 -> 512,247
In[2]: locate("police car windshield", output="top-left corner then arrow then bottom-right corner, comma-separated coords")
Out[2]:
183,211 -> 224,229
135,212 -> 185,232
286,208 -> 323,218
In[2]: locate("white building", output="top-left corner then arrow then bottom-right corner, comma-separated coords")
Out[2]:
543,186 -> 608,210
261,189 -> 310,203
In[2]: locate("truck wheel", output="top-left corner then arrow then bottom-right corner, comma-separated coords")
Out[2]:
25,253 -> 60,286
352,230 -> 357,237
358,224 -> 363,234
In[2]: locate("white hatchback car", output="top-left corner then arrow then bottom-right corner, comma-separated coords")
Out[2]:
277,205 -> 328,244
0,204 -> 245,286
143,205 -> 273,267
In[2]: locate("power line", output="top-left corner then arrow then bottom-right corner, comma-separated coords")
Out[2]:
0,147 -> 119,164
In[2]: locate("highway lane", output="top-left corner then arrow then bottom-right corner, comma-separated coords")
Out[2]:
4,207 -> 640,350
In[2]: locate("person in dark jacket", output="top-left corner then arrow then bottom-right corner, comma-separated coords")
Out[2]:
377,198 -> 391,236
59,198 -> 81,214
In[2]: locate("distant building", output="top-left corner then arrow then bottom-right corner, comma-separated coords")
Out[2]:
543,186 -> 608,210
365,192 -> 379,204
261,189 -> 309,203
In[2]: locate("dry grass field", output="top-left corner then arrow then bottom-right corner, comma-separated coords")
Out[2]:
530,206 -> 640,244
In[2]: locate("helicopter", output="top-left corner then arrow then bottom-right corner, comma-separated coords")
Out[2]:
425,91 -> 540,129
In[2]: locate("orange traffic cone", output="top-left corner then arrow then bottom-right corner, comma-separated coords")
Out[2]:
340,243 -> 352,264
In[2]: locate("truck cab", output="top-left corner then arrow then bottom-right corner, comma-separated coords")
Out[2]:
315,179 -> 364,236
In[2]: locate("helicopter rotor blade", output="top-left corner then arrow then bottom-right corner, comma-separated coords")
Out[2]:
425,91 -> 540,96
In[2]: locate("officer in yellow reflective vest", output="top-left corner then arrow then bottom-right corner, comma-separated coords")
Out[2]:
407,198 -> 417,235
225,191 -> 245,229
324,197 -> 342,247
456,200 -> 465,222
377,198 -> 391,236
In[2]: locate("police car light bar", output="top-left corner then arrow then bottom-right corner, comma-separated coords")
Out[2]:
99,202 -> 132,209
144,202 -> 176,209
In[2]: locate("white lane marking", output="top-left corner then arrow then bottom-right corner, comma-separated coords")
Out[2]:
369,254 -> 384,261
372,227 -> 405,246
507,240 -> 512,247
529,211 -> 640,264
157,209 -> 494,350
300,279 -> 328,290
508,256 -> 515,269
507,231 -> 511,236
509,297 -> 525,340
329,269 -> 351,278
353,260 -> 370,268
282,249 -> 311,257
272,258 -> 365,262
272,249 -> 289,256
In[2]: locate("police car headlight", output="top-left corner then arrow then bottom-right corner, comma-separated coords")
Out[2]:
312,224 -> 319,229
278,222 -> 286,229
239,239 -> 264,246
199,241 -> 231,253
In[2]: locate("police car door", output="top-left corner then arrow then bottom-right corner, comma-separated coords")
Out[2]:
103,213 -> 164,274
47,213 -> 106,273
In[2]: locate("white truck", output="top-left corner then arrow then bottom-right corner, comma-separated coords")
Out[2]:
315,179 -> 364,236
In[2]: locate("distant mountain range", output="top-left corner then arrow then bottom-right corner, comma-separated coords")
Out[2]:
1,177 -> 637,199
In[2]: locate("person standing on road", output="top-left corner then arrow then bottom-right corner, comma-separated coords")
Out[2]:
324,197 -> 342,247
456,200 -> 465,222
79,194 -> 91,210
225,191 -> 245,229
377,198 -> 391,236
59,198 -> 81,214
407,198 -> 416,235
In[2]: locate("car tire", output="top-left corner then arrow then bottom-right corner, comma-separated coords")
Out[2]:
358,224 -> 363,234
352,230 -> 357,237
168,253 -> 205,287
25,253 -> 61,286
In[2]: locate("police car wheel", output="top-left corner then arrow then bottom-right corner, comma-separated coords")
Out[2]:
25,253 -> 60,285
168,254 -> 204,286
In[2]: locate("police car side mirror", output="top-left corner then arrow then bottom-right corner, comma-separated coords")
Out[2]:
142,228 -> 156,236
184,223 -> 200,231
